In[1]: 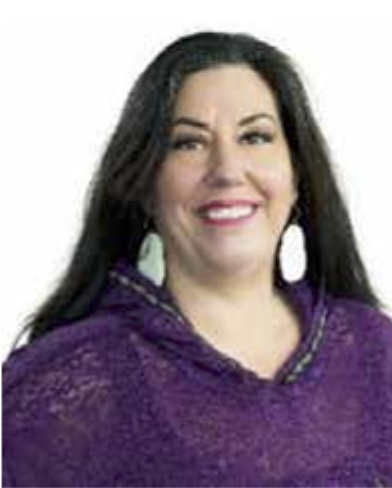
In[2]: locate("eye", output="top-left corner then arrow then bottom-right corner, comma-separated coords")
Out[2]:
240,131 -> 274,145
170,136 -> 205,151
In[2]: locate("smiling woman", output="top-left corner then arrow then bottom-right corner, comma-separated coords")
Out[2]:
153,65 -> 300,359
2,31 -> 392,487
156,66 -> 296,280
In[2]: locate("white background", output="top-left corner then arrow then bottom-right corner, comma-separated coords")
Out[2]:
1,0 -> 392,360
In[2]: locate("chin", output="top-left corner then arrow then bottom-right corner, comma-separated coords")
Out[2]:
203,250 -> 272,275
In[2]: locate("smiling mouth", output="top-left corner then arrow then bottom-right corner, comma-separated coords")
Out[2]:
197,203 -> 261,226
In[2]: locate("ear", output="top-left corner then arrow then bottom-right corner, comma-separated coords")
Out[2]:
291,169 -> 300,206
291,188 -> 299,208
286,188 -> 300,225
140,192 -> 156,218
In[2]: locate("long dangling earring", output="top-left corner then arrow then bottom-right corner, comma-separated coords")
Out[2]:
279,205 -> 307,283
137,222 -> 165,285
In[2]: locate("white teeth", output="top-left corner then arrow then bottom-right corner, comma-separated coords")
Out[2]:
203,205 -> 255,220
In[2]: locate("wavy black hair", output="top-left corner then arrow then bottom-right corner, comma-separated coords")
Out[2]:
11,30 -> 383,348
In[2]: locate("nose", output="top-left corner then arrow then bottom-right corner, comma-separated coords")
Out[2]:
203,138 -> 247,188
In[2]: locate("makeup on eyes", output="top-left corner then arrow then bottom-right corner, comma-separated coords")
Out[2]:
170,127 -> 276,151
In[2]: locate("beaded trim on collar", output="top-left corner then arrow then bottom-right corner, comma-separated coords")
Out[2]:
109,269 -> 328,385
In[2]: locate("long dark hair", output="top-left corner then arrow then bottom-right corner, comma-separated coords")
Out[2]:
11,30 -> 383,349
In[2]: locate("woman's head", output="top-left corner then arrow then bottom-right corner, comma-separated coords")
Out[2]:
99,31 -> 364,289
153,64 -> 298,286
19,31 -> 382,344
98,33 -> 313,269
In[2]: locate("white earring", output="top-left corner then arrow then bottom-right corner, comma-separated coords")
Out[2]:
137,232 -> 165,285
279,222 -> 307,283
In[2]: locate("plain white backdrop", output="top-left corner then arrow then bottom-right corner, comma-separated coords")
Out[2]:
1,0 -> 392,360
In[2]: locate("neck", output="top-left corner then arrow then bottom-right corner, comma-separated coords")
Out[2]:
164,263 -> 291,345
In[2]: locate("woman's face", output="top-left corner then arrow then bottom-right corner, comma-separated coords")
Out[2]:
153,64 -> 298,281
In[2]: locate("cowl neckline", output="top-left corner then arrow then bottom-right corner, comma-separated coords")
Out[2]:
102,257 -> 329,387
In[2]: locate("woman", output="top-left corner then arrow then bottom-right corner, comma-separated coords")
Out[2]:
2,31 -> 392,487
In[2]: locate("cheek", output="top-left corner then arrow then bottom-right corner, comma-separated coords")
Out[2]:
155,164 -> 201,212
256,164 -> 296,204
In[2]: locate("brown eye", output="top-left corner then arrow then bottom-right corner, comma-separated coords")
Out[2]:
170,137 -> 205,151
240,131 -> 274,145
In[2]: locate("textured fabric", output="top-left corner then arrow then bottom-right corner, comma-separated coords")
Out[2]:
2,257 -> 392,487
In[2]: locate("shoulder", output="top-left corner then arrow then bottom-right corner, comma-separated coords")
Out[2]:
327,295 -> 392,374
329,295 -> 392,339
328,298 -> 392,481
2,310 -> 142,487
2,310 -> 136,426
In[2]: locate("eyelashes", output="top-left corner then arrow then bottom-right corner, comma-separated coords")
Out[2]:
170,137 -> 204,151
241,131 -> 274,145
170,131 -> 275,152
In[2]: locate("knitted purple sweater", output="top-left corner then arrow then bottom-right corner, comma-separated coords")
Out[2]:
2,258 -> 392,487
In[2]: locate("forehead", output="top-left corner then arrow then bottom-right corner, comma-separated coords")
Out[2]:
172,64 -> 279,121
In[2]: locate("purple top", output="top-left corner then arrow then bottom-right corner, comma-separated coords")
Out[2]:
2,258 -> 392,487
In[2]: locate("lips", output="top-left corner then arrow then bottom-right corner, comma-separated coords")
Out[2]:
196,199 -> 263,226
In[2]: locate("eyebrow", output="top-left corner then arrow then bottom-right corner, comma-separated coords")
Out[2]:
171,112 -> 277,131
